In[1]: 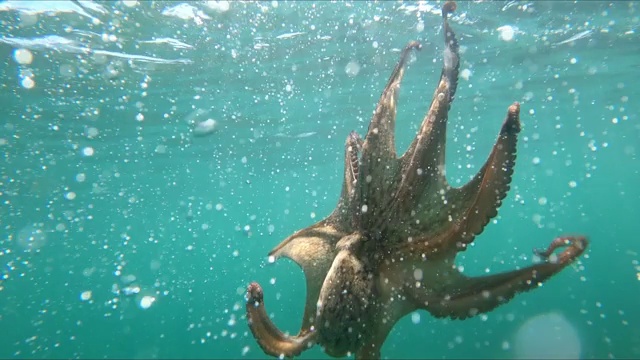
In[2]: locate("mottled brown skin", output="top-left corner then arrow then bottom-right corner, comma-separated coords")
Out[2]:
245,2 -> 588,359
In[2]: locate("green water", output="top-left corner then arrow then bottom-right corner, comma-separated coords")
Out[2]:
1,1 -> 638,359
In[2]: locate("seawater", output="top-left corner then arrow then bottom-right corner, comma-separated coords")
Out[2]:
1,1 -> 638,359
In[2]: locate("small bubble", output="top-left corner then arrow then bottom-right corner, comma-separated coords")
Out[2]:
569,180 -> 577,188
136,113 -> 144,121
65,192 -> 77,200
532,157 -> 541,165
411,312 -> 421,324
538,197 -> 547,206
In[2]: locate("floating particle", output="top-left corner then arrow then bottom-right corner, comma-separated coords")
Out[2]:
460,68 -> 472,81
82,147 -> 94,157
497,25 -> 515,41
193,119 -> 218,136
569,180 -> 577,188
155,144 -> 167,154
18,225 -> 47,250
65,192 -> 76,200
345,61 -> 361,77
14,48 -> 33,65
86,127 -> 99,138
122,0 -> 138,7
123,285 -> 141,296
413,268 -> 423,281
215,203 -> 223,211
411,312 -> 421,324
538,197 -> 547,206
276,32 -> 305,40
532,157 -> 541,165
206,0 -> 230,13
80,291 -> 92,301
121,274 -> 137,284
21,76 -> 35,89
139,295 -> 156,309
515,312 -> 580,358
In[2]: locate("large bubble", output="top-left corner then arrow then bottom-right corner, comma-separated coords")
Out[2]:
514,312 -> 581,359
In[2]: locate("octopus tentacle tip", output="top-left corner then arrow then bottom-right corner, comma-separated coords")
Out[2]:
247,282 -> 264,302
443,1 -> 457,17
407,40 -> 422,51
509,102 -> 520,115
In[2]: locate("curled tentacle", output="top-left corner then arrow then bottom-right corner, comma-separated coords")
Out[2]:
534,236 -> 589,264
246,282 -> 316,358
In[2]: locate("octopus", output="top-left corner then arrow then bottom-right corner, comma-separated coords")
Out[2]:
245,2 -> 588,359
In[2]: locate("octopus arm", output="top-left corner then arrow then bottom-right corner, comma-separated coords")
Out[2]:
357,42 -> 422,228
445,102 -> 521,249
394,3 -> 459,213
406,236 -> 588,320
246,282 -> 316,357
334,131 -> 363,221
265,223 -> 342,335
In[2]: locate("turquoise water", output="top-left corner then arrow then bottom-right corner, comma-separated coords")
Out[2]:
1,1 -> 639,358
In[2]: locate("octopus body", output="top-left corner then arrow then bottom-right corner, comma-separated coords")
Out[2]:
245,2 -> 588,359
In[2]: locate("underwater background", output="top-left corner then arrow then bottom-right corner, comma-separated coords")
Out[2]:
1,1 -> 638,359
